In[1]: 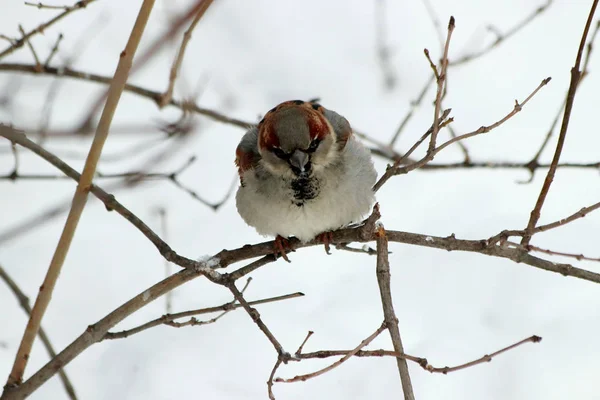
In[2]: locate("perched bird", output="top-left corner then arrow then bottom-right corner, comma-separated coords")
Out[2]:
235,100 -> 377,260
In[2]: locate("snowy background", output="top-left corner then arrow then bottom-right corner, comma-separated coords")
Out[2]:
1,0 -> 600,399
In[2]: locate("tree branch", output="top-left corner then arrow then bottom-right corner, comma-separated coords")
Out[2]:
521,0 -> 599,245
375,225 -> 415,400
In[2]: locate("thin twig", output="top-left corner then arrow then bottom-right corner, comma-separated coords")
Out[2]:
275,322 -> 387,383
535,201 -> 600,233
24,1 -> 71,10
0,0 -> 97,60
297,334 -> 542,374
159,0 -> 214,107
451,1 -> 553,65
44,33 -> 64,66
0,63 -> 252,129
373,77 -> 550,192
428,16 -> 455,155
521,0 -> 599,245
294,331 -> 315,356
226,281 -> 289,359
17,25 -> 42,71
0,265 -> 78,400
513,243 -> 600,263
375,0 -> 397,90
105,291 -> 303,339
421,0 -> 444,49
375,225 -> 414,400
425,335 -> 542,373
389,74 -> 435,146
522,19 -> 600,183
4,0 -> 156,388
267,358 -> 283,400
156,208 -> 172,313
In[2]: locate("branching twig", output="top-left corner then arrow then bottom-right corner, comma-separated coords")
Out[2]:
521,0 -> 599,245
0,0 -> 97,60
0,63 -> 253,129
373,77 -> 550,192
297,334 -> 542,374
17,25 -> 42,71
428,16 -> 455,155
226,281 -> 289,359
104,291 -> 304,339
275,322 -> 387,383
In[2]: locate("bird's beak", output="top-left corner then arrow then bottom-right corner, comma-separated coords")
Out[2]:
289,150 -> 310,175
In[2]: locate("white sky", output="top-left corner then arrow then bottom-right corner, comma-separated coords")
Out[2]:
1,1 -> 600,399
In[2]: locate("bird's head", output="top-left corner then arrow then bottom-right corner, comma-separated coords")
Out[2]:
256,100 -> 343,178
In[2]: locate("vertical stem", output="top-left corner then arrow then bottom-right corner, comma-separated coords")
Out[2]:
375,226 -> 415,400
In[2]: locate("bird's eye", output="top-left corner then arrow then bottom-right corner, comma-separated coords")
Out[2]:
306,139 -> 321,153
271,147 -> 289,159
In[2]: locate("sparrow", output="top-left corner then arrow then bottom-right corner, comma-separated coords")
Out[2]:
235,100 -> 377,260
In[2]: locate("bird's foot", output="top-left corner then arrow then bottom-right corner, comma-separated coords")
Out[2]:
316,231 -> 334,255
274,235 -> 292,262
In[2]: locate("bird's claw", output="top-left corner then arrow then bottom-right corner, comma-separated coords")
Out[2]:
316,231 -> 334,255
274,235 -> 292,262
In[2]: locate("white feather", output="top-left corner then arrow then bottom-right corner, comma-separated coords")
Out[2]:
236,137 -> 377,242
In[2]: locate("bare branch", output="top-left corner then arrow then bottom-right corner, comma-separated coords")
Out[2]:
389,74 -> 435,147
428,16 -> 455,155
104,291 -> 304,340
451,1 -> 553,66
44,33 -> 63,66
24,2 -> 72,10
375,0 -> 397,90
159,0 -> 214,107
297,334 -> 542,374
424,335 -> 542,374
0,265 -> 78,400
0,0 -> 97,60
375,225 -> 414,400
226,281 -> 289,359
521,0 -> 599,245
275,322 -> 387,383
373,76 -> 550,192
17,25 -> 42,71
0,63 -> 253,129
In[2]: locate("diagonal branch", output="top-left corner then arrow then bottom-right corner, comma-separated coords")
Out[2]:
0,265 -> 78,400
4,0 -> 156,388
159,0 -> 214,107
521,0 -> 599,245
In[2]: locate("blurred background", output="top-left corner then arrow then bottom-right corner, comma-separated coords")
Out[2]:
1,1 -> 599,399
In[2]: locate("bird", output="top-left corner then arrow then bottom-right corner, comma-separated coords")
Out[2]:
235,100 -> 377,261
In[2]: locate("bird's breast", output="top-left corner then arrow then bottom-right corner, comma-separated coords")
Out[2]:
289,175 -> 320,206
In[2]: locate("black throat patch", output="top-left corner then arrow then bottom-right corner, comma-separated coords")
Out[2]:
290,175 -> 319,206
